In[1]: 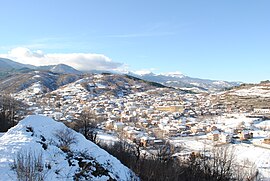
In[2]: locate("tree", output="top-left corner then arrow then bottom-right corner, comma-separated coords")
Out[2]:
72,110 -> 99,142
101,140 -> 258,181
154,142 -> 175,163
185,145 -> 258,181
0,94 -> 26,132
54,128 -> 77,152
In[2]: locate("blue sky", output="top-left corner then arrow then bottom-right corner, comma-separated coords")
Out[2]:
0,0 -> 269,83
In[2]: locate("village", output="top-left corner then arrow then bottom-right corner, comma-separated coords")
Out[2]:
13,75 -> 270,151
7,74 -> 270,180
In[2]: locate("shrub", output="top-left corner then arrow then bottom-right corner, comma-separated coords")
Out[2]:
10,150 -> 48,181
54,128 -> 77,152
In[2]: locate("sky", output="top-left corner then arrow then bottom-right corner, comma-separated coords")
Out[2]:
0,0 -> 270,83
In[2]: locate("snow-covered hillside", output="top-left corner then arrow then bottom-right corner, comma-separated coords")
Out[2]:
230,85 -> 270,98
0,115 -> 139,181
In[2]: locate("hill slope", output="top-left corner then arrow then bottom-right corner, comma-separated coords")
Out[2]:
0,71 -> 166,96
0,57 -> 82,78
38,64 -> 82,74
0,115 -> 139,181
0,57 -> 35,70
210,82 -> 270,112
0,70 -> 82,93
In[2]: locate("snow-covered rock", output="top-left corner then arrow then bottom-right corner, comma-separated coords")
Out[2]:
0,115 -> 139,181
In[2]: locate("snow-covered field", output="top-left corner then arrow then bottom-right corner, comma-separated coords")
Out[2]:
171,113 -> 270,180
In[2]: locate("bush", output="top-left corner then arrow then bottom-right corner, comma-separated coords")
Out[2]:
10,150 -> 48,181
54,128 -> 77,152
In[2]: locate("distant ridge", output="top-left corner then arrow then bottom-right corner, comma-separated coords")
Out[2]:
0,58 -> 35,70
127,71 -> 242,92
38,64 -> 82,74
0,57 -> 81,75
0,57 -> 241,92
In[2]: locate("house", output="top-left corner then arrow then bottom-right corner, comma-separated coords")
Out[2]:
153,139 -> 164,146
176,125 -> 186,132
138,119 -> 149,128
156,105 -> 184,113
219,133 -> 232,143
125,129 -> 142,141
263,137 -> 270,144
207,130 -> 220,141
191,126 -> 204,134
140,136 -> 155,147
206,125 -> 218,133
113,122 -> 124,131
105,120 -> 114,130
254,108 -> 270,114
238,130 -> 253,140
164,127 -> 178,136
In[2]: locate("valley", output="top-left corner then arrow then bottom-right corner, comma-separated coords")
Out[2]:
1,59 -> 270,180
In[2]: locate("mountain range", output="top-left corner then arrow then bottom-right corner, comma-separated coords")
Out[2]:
0,57 -> 241,92
0,58 -> 81,75
127,71 -> 241,92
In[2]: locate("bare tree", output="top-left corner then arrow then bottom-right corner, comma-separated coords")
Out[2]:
0,94 -> 26,132
233,159 -> 259,181
10,150 -> 48,181
54,128 -> 77,152
155,142 -> 175,163
99,137 -> 257,181
72,110 -> 99,142
184,145 -> 259,181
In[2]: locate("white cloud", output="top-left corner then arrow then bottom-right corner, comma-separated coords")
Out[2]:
0,47 -> 123,71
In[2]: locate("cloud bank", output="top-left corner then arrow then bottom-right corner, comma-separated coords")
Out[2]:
0,47 -> 123,71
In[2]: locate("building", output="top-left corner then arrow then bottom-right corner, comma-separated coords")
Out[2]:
219,133 -> 232,143
254,108 -> 270,114
207,130 -> 220,141
156,105 -> 183,113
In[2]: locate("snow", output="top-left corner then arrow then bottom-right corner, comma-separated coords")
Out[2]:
159,71 -> 185,78
254,120 -> 270,130
212,81 -> 229,86
231,85 -> 270,97
170,136 -> 270,180
32,82 -> 43,94
215,114 -> 255,128
33,75 -> 41,79
232,144 -> 270,180
0,115 -> 138,181
97,132 -> 119,146
17,81 -> 45,96
96,83 -> 107,89
168,114 -> 270,180
190,82 -> 200,86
